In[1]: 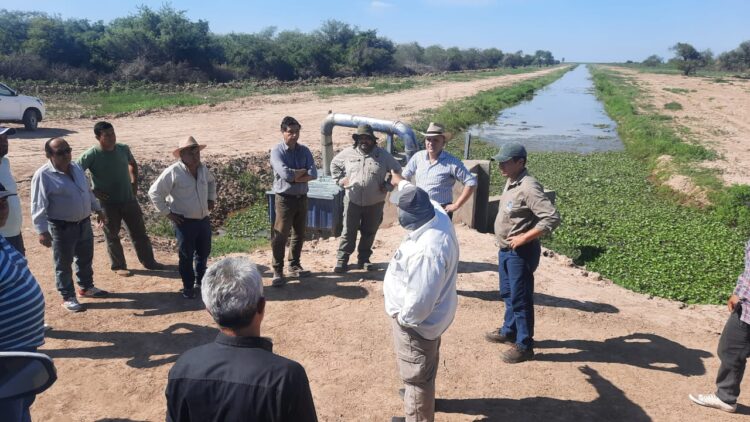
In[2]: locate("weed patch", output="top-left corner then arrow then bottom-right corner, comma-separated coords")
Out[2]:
664,102 -> 683,111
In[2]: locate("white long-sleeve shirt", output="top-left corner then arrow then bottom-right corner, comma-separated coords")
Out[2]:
148,161 -> 216,219
0,157 -> 22,237
384,184 -> 459,340
30,161 -> 101,234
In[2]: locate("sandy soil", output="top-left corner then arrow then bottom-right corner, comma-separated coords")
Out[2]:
3,67 -> 747,421
608,67 -> 750,187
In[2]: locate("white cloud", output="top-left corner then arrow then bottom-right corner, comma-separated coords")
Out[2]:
371,0 -> 394,9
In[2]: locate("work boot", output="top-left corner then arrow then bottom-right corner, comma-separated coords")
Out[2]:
355,260 -> 375,271
287,263 -> 311,277
502,344 -> 534,363
333,260 -> 348,273
485,329 -> 515,344
272,270 -> 287,287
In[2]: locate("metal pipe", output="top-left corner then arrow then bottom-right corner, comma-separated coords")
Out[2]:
320,113 -> 421,176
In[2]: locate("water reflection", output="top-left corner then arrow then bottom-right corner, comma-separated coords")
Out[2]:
470,65 -> 623,153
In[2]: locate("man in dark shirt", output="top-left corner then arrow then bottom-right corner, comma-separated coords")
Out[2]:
166,256 -> 317,422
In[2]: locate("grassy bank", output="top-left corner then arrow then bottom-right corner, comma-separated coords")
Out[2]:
28,66 -> 549,119
421,64 -> 746,304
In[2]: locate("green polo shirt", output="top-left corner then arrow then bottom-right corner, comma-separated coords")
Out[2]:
77,143 -> 135,204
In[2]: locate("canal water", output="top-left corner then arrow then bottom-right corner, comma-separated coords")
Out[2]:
469,65 -> 623,153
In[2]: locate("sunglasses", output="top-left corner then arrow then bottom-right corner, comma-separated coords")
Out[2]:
52,147 -> 72,156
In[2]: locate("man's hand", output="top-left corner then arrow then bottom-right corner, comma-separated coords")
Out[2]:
506,233 -> 528,250
293,169 -> 308,182
444,203 -> 460,213
39,232 -> 52,248
339,177 -> 349,188
95,210 -> 107,228
208,200 -> 215,211
728,294 -> 741,312
390,170 -> 404,187
93,189 -> 109,201
167,212 -> 184,225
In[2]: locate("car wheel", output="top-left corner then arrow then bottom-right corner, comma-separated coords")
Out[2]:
23,109 -> 39,131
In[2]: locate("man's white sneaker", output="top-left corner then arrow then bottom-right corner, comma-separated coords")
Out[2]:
689,393 -> 736,413
62,297 -> 85,312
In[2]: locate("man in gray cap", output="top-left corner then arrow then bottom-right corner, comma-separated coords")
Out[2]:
384,171 -> 458,422
0,126 -> 24,254
486,142 -> 560,363
330,124 -> 401,273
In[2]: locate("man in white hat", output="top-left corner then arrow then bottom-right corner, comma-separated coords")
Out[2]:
402,122 -> 477,219
149,136 -> 216,299
0,126 -> 24,254
31,137 -> 109,312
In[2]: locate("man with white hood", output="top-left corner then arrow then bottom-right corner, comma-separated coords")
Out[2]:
383,170 -> 459,422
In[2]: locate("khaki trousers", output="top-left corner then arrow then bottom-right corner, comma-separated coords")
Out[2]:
391,317 -> 441,422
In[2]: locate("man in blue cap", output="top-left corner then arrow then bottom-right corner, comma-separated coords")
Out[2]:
486,142 -> 560,363
384,170 -> 459,422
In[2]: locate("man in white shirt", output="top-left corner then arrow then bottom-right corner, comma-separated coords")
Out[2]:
149,136 -> 216,299
384,171 -> 459,422
0,127 -> 24,254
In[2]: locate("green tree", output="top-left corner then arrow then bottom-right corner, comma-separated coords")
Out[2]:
642,54 -> 663,67
670,42 -> 703,75
346,30 -> 395,75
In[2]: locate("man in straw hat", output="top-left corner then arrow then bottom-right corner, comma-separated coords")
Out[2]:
330,124 -> 401,273
77,121 -> 163,278
31,137 -> 109,312
486,142 -> 560,363
149,136 -> 216,299
384,170 -> 458,422
269,116 -> 317,286
402,122 -> 477,219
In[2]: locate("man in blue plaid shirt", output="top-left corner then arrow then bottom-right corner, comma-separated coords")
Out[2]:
690,239 -> 750,413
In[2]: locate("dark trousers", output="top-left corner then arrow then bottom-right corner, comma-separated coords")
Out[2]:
174,217 -> 211,290
49,218 -> 94,299
716,305 -> 750,405
336,199 -> 384,263
4,234 -> 25,256
271,194 -> 307,272
499,240 -> 541,350
0,346 -> 37,422
102,200 -> 156,270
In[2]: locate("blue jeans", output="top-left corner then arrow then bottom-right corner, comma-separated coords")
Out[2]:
49,218 -> 94,299
499,240 -> 541,350
174,217 -> 211,290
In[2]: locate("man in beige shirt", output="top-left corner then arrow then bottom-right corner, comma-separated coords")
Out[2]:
149,136 -> 217,299
486,142 -> 560,364
331,124 -> 401,273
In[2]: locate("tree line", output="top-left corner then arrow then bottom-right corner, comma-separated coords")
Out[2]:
640,41 -> 750,76
0,6 -> 559,84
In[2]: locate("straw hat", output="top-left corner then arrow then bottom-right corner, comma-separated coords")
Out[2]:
352,124 -> 379,141
419,122 -> 452,141
173,136 -> 206,157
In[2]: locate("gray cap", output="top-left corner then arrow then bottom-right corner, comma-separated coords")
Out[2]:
491,142 -> 527,163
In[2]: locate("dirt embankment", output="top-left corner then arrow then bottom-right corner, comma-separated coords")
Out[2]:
609,67 -> 750,188
3,67 -> 747,421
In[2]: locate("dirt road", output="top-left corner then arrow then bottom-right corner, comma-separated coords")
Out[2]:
4,67 -> 746,421
609,67 -> 750,187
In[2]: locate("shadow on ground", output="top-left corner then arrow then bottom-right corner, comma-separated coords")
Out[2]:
536,333 -> 712,376
437,366 -> 651,421
11,127 -> 77,139
458,289 -> 619,314
81,291 -> 205,316
43,323 -> 217,368
260,268 -> 375,301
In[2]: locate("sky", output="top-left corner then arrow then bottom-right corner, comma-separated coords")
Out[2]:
2,0 -> 748,63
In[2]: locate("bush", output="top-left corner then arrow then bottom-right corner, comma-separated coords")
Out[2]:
712,185 -> 750,234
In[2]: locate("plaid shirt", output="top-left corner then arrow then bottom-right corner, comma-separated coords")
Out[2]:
734,240 -> 750,324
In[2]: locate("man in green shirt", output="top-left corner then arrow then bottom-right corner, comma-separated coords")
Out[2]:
77,121 -> 162,276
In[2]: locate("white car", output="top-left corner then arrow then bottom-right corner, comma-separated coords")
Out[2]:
0,82 -> 45,131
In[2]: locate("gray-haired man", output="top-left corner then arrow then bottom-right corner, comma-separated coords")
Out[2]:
166,257 -> 317,421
